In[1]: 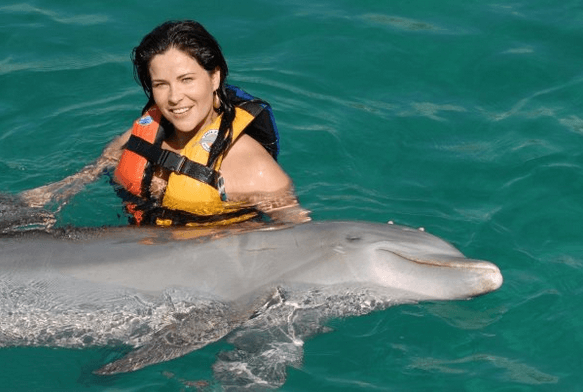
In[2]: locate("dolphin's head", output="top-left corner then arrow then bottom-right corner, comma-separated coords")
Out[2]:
333,222 -> 503,301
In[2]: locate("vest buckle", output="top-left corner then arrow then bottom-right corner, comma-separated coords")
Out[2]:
157,150 -> 186,173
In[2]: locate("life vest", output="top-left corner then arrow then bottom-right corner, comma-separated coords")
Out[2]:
113,85 -> 279,226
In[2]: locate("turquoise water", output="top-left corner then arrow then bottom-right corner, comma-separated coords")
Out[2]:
1,0 -> 582,390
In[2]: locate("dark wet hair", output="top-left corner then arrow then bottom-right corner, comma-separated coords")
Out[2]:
131,20 -> 234,168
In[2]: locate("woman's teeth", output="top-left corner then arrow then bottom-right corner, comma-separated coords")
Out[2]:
171,107 -> 189,114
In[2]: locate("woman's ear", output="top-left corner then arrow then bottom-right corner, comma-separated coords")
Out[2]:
211,67 -> 221,91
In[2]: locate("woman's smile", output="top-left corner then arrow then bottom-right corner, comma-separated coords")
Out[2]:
170,107 -> 191,115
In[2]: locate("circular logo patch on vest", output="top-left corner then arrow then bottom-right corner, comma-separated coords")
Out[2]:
201,129 -> 219,152
138,115 -> 153,126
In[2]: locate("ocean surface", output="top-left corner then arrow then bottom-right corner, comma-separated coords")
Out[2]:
1,0 -> 582,390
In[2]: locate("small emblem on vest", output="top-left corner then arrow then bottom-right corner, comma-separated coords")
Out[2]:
201,129 -> 219,152
138,115 -> 153,126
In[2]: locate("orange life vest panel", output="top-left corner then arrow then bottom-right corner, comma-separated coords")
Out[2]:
114,106 -> 164,198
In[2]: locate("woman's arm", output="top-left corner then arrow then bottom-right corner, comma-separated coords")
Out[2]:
20,130 -> 132,208
220,134 -> 311,224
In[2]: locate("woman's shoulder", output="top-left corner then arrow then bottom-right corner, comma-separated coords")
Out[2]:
220,134 -> 291,195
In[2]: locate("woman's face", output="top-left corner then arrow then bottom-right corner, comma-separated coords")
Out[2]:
149,47 -> 220,135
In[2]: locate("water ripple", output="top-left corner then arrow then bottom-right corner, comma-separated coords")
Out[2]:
0,53 -> 127,75
0,4 -> 108,26
409,354 -> 559,384
360,14 -> 444,32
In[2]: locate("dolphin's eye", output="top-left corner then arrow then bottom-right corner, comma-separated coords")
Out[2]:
346,234 -> 362,242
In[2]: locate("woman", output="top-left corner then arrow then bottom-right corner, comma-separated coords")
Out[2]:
22,20 -> 308,226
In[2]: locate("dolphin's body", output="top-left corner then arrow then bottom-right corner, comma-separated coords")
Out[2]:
0,221 -> 502,388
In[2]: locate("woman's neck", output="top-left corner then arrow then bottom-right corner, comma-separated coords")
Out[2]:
165,131 -> 195,152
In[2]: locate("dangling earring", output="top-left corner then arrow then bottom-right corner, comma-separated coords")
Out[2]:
213,91 -> 221,111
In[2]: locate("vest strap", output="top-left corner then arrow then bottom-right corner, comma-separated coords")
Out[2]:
126,135 -> 220,189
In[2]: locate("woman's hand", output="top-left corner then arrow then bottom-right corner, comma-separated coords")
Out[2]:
19,183 -> 62,208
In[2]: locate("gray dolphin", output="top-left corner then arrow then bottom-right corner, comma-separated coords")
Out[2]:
0,221 -> 502,384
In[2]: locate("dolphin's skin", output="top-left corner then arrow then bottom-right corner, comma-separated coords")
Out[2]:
0,221 -> 502,385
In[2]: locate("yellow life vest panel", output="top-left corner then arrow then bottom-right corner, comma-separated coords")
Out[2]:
158,107 -> 257,226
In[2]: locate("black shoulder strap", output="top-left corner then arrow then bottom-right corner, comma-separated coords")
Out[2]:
226,85 -> 280,160
126,135 -> 220,189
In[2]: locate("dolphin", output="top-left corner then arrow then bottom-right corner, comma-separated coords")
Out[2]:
0,220 -> 502,385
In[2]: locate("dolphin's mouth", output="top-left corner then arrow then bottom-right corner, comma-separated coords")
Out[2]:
377,248 -> 504,292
